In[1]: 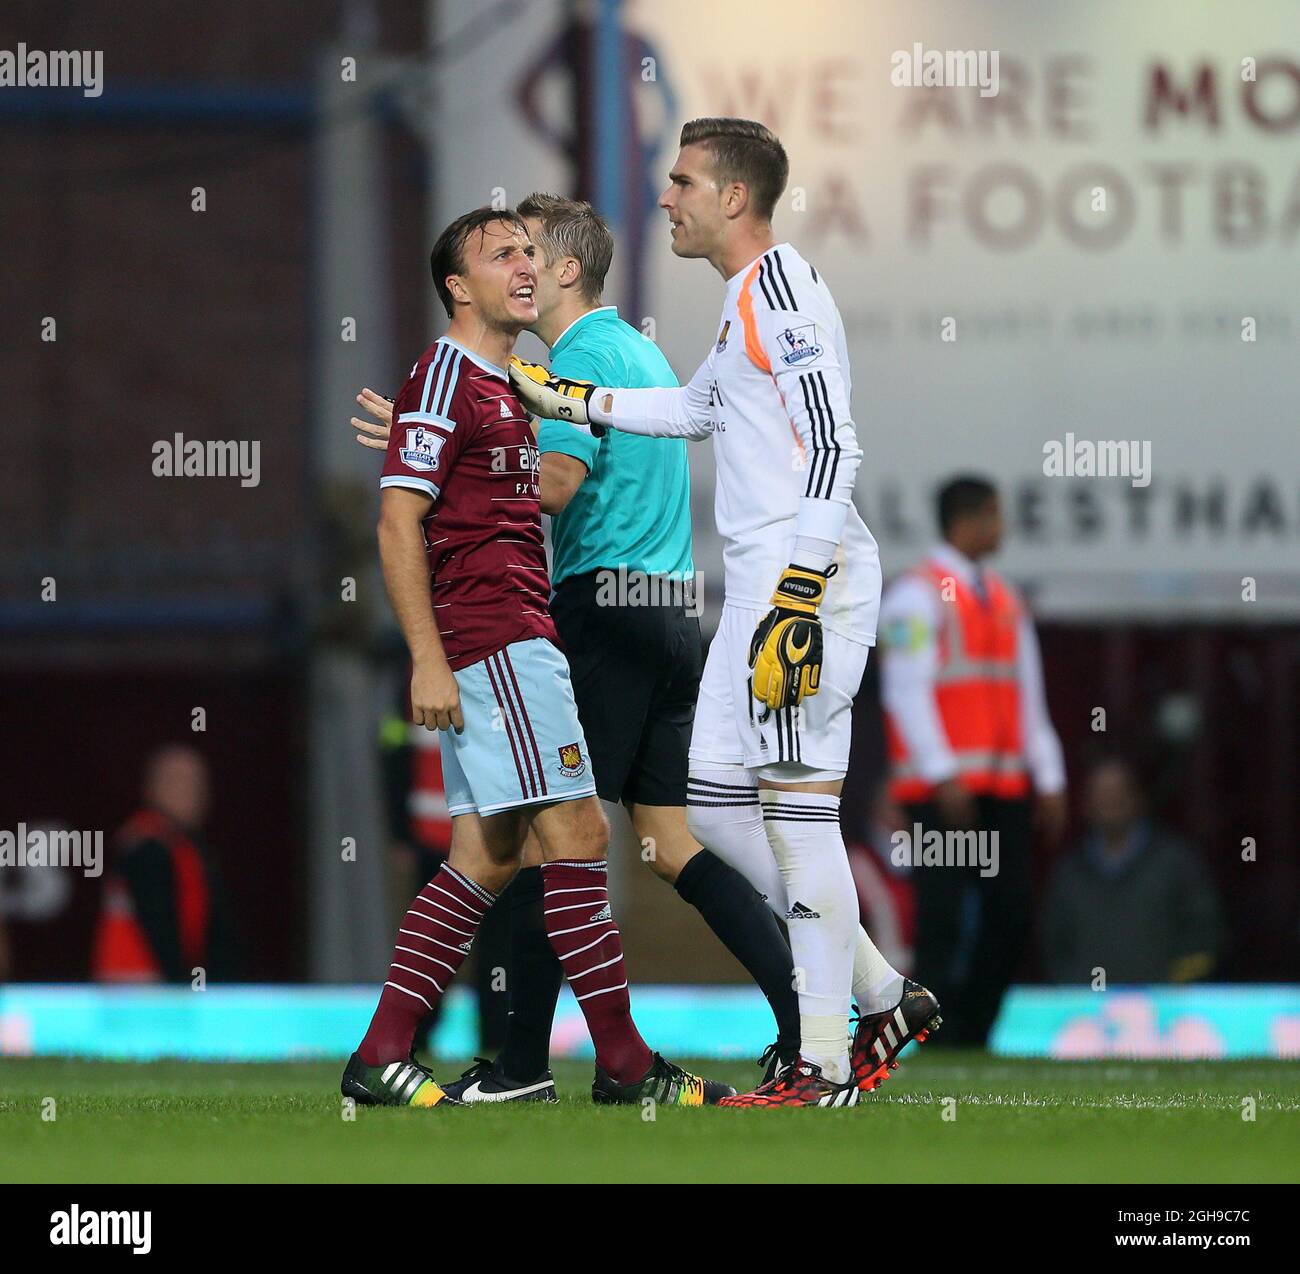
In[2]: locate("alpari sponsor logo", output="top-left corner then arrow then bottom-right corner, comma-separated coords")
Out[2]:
557,742 -> 587,779
890,823 -> 1000,878
0,824 -> 102,878
775,323 -> 824,367
49,1206 -> 151,1255
151,433 -> 261,487
489,441 -> 540,497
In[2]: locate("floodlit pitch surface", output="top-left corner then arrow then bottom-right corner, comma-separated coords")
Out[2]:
2,1055 -> 1297,1183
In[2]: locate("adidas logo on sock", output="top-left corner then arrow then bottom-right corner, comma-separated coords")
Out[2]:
457,940 -> 473,952
589,904 -> 612,922
785,901 -> 821,920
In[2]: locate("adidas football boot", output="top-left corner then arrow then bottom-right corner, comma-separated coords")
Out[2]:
851,979 -> 942,1092
718,1056 -> 859,1108
340,1051 -> 455,1108
591,1052 -> 734,1107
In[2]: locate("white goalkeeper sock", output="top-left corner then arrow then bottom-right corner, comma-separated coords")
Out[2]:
853,931 -> 906,1015
688,768 -> 905,1018
759,788 -> 856,1083
686,769 -> 788,909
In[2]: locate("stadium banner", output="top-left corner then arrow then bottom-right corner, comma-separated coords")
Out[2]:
992,986 -> 1300,1059
4,984 -> 1297,1061
433,0 -> 1300,619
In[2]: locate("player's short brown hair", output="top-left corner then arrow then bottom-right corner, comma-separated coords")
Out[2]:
429,206 -> 531,318
679,117 -> 788,222
516,192 -> 613,303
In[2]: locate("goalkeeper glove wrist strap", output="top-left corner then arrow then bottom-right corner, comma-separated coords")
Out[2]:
770,563 -> 830,614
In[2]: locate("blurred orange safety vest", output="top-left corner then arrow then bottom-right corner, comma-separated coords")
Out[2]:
885,559 -> 1030,804
409,730 -> 452,852
92,809 -> 209,982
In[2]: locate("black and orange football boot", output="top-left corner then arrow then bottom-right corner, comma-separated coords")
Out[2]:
718,1057 -> 859,1109
850,979 -> 942,1092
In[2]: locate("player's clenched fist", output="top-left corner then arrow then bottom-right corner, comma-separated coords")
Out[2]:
748,564 -> 830,710
411,658 -> 464,733
508,356 -> 605,435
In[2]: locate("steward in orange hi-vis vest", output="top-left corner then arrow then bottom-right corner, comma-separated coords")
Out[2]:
884,559 -> 1030,804
408,728 -> 452,852
92,808 -> 211,983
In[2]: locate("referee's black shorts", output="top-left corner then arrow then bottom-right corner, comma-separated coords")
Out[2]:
550,569 -> 703,807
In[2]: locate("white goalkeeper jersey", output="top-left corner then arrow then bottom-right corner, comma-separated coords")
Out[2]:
601,242 -> 880,643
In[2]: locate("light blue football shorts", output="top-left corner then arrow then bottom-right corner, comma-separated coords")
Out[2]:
440,637 -> 598,817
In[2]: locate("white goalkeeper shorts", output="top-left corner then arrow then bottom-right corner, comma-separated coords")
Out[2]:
688,602 -> 871,776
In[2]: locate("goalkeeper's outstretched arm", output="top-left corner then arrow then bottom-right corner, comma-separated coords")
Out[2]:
510,353 -> 715,441
588,354 -> 716,441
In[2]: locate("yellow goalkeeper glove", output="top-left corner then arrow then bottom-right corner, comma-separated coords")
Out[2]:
508,357 -> 606,436
748,564 -> 831,710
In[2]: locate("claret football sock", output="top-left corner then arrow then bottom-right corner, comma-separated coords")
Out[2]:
496,865 -> 564,1081
674,849 -> 800,1060
358,863 -> 496,1067
541,858 -> 653,1084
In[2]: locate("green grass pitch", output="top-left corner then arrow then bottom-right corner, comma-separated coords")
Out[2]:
2,1054 -> 1297,1184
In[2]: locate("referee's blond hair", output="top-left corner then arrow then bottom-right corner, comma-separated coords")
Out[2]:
516,192 -> 613,303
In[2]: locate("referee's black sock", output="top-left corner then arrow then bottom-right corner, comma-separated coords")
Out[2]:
496,865 -> 564,1081
674,849 -> 801,1061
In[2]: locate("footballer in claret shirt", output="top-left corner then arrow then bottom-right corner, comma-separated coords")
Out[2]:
342,207 -> 732,1112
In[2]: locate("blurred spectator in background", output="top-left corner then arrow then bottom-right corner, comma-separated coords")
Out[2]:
1043,756 -> 1223,985
92,745 -> 237,983
879,476 -> 1067,1045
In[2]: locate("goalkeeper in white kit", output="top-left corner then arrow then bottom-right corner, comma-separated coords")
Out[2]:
511,117 -> 940,1107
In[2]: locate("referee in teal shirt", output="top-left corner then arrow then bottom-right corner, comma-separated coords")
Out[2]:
353,194 -> 798,1101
